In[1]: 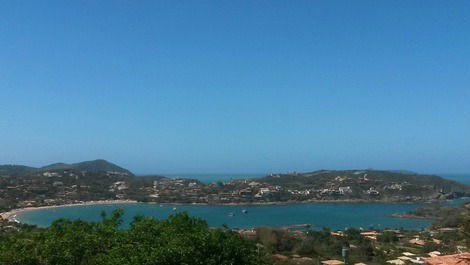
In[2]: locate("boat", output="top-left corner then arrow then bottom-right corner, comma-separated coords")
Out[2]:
173,207 -> 177,211
228,212 -> 235,217
242,209 -> 248,214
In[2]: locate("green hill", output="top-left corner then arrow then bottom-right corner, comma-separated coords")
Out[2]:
256,169 -> 469,200
0,165 -> 37,175
41,159 -> 134,176
0,159 -> 133,176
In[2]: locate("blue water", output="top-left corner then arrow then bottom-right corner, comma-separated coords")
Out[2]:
17,202 -> 432,230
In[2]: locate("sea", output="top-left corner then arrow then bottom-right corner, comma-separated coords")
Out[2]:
15,173 -> 470,230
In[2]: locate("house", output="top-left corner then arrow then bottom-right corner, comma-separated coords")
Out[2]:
52,181 -> 63,187
438,227 -> 457,232
409,238 -> 426,246
386,259 -> 405,265
23,200 -> 37,206
321,260 -> 344,265
398,256 -> 413,261
367,187 -> 380,196
331,231 -> 344,236
291,255 -> 313,263
428,251 -> 442,257
361,231 -> 379,236
42,172 -> 60,177
409,258 -> 425,264
423,252 -> 470,265
339,186 -> 352,194
259,188 -> 270,194
273,254 -> 289,261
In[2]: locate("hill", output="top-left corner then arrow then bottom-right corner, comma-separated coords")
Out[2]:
41,159 -> 134,176
0,159 -> 133,176
0,165 -> 37,175
0,166 -> 468,211
398,201 -> 470,228
254,170 -> 469,200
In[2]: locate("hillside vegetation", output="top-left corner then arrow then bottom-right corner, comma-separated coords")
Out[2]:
0,161 -> 468,212
0,159 -> 133,176
401,202 -> 470,228
256,170 -> 468,201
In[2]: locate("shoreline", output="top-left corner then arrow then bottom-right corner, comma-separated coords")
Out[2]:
388,213 -> 438,220
0,200 -> 139,223
0,198 -> 454,224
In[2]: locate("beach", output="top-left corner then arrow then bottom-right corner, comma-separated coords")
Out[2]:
0,200 -> 138,223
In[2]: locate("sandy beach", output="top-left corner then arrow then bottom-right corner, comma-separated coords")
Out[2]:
0,200 -> 138,223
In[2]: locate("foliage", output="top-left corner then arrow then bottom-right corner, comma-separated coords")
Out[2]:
0,210 -> 266,265
405,202 -> 470,228
460,217 -> 470,247
377,231 -> 398,243
255,227 -> 379,264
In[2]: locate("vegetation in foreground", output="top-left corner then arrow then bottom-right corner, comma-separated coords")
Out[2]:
2,205 -> 470,265
0,211 -> 266,265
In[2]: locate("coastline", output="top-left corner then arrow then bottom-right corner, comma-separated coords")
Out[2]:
388,213 -> 437,220
0,200 -> 138,223
0,198 -> 450,224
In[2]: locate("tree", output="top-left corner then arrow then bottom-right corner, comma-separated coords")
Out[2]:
0,210 -> 266,265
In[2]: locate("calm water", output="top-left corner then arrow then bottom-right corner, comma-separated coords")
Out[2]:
17,202 -> 432,230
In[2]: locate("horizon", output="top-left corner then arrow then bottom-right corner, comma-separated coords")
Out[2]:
2,158 -> 470,176
2,1 -> 470,174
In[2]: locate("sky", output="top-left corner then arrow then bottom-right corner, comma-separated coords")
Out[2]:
1,1 -> 469,175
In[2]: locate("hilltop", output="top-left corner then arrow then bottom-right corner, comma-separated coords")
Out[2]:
0,159 -> 133,176
0,165 -> 37,175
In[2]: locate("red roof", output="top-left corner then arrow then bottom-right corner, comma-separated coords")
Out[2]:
423,252 -> 470,265
273,254 -> 289,261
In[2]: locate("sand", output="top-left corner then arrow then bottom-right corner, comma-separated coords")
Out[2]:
0,200 -> 138,223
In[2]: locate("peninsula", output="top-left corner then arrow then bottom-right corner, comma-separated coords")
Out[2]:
1,159 -> 468,216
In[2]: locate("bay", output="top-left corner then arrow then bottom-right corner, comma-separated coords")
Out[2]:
17,202 -> 432,230
16,173 -> 469,230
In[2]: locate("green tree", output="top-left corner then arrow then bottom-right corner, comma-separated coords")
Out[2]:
0,210 -> 266,265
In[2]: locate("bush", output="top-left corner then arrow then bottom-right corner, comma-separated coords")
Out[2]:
0,210 -> 266,265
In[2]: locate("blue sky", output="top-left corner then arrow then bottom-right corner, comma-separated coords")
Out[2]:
1,1 -> 469,174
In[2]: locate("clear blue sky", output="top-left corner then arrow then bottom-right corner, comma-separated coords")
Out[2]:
1,1 -> 469,175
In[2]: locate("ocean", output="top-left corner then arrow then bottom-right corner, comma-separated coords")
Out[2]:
17,202 -> 432,230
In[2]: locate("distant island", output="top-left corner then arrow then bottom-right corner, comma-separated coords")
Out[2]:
0,159 -> 469,214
